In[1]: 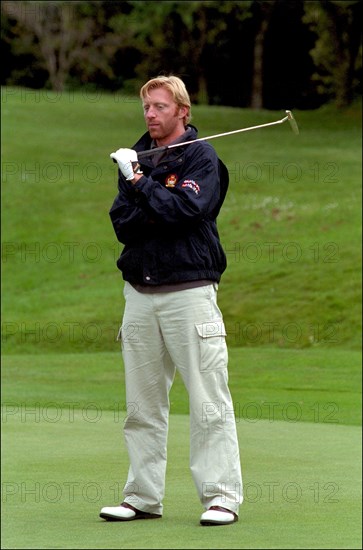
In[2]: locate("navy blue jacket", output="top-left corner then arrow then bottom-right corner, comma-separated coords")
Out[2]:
109,125 -> 229,286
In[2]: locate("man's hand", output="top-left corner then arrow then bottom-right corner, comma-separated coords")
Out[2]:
110,148 -> 141,181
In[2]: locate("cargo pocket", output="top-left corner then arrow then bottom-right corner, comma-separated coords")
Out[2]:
195,320 -> 228,372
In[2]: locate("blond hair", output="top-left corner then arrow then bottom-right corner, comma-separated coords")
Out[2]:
140,75 -> 192,125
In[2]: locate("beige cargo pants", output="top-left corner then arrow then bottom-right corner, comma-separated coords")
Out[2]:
119,281 -> 243,516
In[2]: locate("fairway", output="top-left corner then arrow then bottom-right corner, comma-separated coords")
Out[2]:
1,409 -> 361,550
1,88 -> 362,549
1,349 -> 362,549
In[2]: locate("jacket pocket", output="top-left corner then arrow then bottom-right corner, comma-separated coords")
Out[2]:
195,320 -> 228,371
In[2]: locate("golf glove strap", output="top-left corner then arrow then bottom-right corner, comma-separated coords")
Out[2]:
110,148 -> 141,181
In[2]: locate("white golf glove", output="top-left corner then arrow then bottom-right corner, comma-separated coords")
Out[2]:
110,148 -> 140,181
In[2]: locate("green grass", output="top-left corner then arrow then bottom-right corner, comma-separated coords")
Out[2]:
1,87 -> 362,548
1,348 -> 361,426
1,412 -> 361,549
1,88 -> 362,352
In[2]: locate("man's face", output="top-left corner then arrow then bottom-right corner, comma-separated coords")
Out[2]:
142,87 -> 187,146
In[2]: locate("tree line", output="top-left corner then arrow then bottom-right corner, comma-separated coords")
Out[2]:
1,0 -> 362,109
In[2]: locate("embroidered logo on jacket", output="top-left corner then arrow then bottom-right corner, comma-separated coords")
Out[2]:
165,174 -> 178,187
182,179 -> 200,195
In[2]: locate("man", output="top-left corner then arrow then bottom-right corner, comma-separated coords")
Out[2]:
100,75 -> 243,526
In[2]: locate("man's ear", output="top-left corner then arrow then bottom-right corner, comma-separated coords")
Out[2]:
178,105 -> 188,120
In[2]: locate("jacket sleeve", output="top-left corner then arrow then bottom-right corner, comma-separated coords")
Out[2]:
132,145 -> 222,226
109,171 -> 154,244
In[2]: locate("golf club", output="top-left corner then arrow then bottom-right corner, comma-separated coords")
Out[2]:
134,110 -> 299,160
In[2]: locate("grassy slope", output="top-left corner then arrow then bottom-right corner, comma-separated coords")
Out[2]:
1,86 -> 361,428
1,88 -> 362,353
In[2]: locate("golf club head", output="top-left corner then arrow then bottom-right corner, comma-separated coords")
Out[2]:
286,110 -> 299,135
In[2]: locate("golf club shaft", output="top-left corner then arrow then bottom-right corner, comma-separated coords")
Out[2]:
137,111 -> 298,159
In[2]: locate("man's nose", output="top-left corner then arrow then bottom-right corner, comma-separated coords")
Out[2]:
146,108 -> 156,119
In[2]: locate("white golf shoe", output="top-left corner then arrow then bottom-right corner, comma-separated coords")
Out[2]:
100,502 -> 162,521
200,506 -> 238,526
